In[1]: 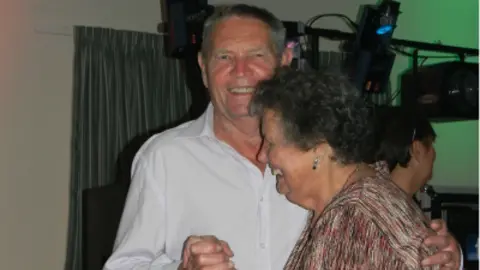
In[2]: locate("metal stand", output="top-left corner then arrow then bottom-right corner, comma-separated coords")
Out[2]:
305,26 -> 479,56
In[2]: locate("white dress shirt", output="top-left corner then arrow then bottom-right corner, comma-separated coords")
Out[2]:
104,104 -> 309,270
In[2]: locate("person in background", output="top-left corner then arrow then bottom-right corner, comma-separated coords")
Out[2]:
373,106 -> 437,197
370,106 -> 464,269
104,4 -> 461,270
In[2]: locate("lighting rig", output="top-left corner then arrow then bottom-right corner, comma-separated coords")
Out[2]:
160,0 -> 479,121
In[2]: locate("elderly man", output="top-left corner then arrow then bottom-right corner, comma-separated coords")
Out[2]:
104,4 -> 461,270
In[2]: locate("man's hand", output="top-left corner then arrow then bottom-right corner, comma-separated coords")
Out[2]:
180,235 -> 235,270
422,219 -> 461,270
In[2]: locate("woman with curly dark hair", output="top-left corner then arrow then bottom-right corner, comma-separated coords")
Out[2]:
250,67 -> 439,269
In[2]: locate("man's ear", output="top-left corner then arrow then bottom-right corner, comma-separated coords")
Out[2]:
280,46 -> 294,66
197,52 -> 208,88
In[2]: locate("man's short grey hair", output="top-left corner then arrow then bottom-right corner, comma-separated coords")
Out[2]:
201,4 -> 286,59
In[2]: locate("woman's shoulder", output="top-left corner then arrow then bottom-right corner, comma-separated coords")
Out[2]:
333,173 -> 405,206
326,175 -> 432,240
350,176 -> 416,210
356,174 -> 404,199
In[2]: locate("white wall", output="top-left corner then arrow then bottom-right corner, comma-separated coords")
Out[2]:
1,0 -> 477,269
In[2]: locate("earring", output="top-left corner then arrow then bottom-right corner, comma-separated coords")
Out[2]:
312,157 -> 319,170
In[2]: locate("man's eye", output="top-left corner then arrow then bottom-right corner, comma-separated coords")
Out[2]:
217,54 -> 230,60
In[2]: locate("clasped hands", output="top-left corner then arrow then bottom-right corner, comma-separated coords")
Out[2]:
179,235 -> 236,270
179,219 -> 460,270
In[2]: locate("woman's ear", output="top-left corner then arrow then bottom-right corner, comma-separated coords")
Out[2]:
409,140 -> 426,165
312,143 -> 332,160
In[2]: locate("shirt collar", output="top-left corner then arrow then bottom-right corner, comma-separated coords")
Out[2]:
177,102 -> 215,139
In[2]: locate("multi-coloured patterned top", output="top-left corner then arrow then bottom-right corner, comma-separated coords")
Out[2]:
284,162 -> 438,270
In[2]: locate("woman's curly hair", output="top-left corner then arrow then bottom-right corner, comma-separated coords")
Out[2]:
250,66 -> 375,164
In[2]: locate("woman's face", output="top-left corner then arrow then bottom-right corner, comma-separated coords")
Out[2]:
258,109 -> 317,206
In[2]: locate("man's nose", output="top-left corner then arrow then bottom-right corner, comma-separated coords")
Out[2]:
233,58 -> 248,76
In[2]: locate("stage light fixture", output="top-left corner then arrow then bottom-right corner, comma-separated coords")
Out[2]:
354,0 -> 401,53
346,0 -> 401,96
376,0 -> 401,35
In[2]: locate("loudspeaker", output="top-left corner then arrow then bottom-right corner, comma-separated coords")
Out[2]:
400,61 -> 478,121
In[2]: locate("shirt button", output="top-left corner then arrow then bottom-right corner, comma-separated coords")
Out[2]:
260,243 -> 266,249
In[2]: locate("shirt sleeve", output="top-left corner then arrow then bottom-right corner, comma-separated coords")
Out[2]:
309,204 -> 438,270
103,149 -> 180,270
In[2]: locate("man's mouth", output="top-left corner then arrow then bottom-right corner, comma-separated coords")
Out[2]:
228,87 -> 255,94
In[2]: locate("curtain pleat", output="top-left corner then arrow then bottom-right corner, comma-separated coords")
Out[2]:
65,26 -> 192,270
